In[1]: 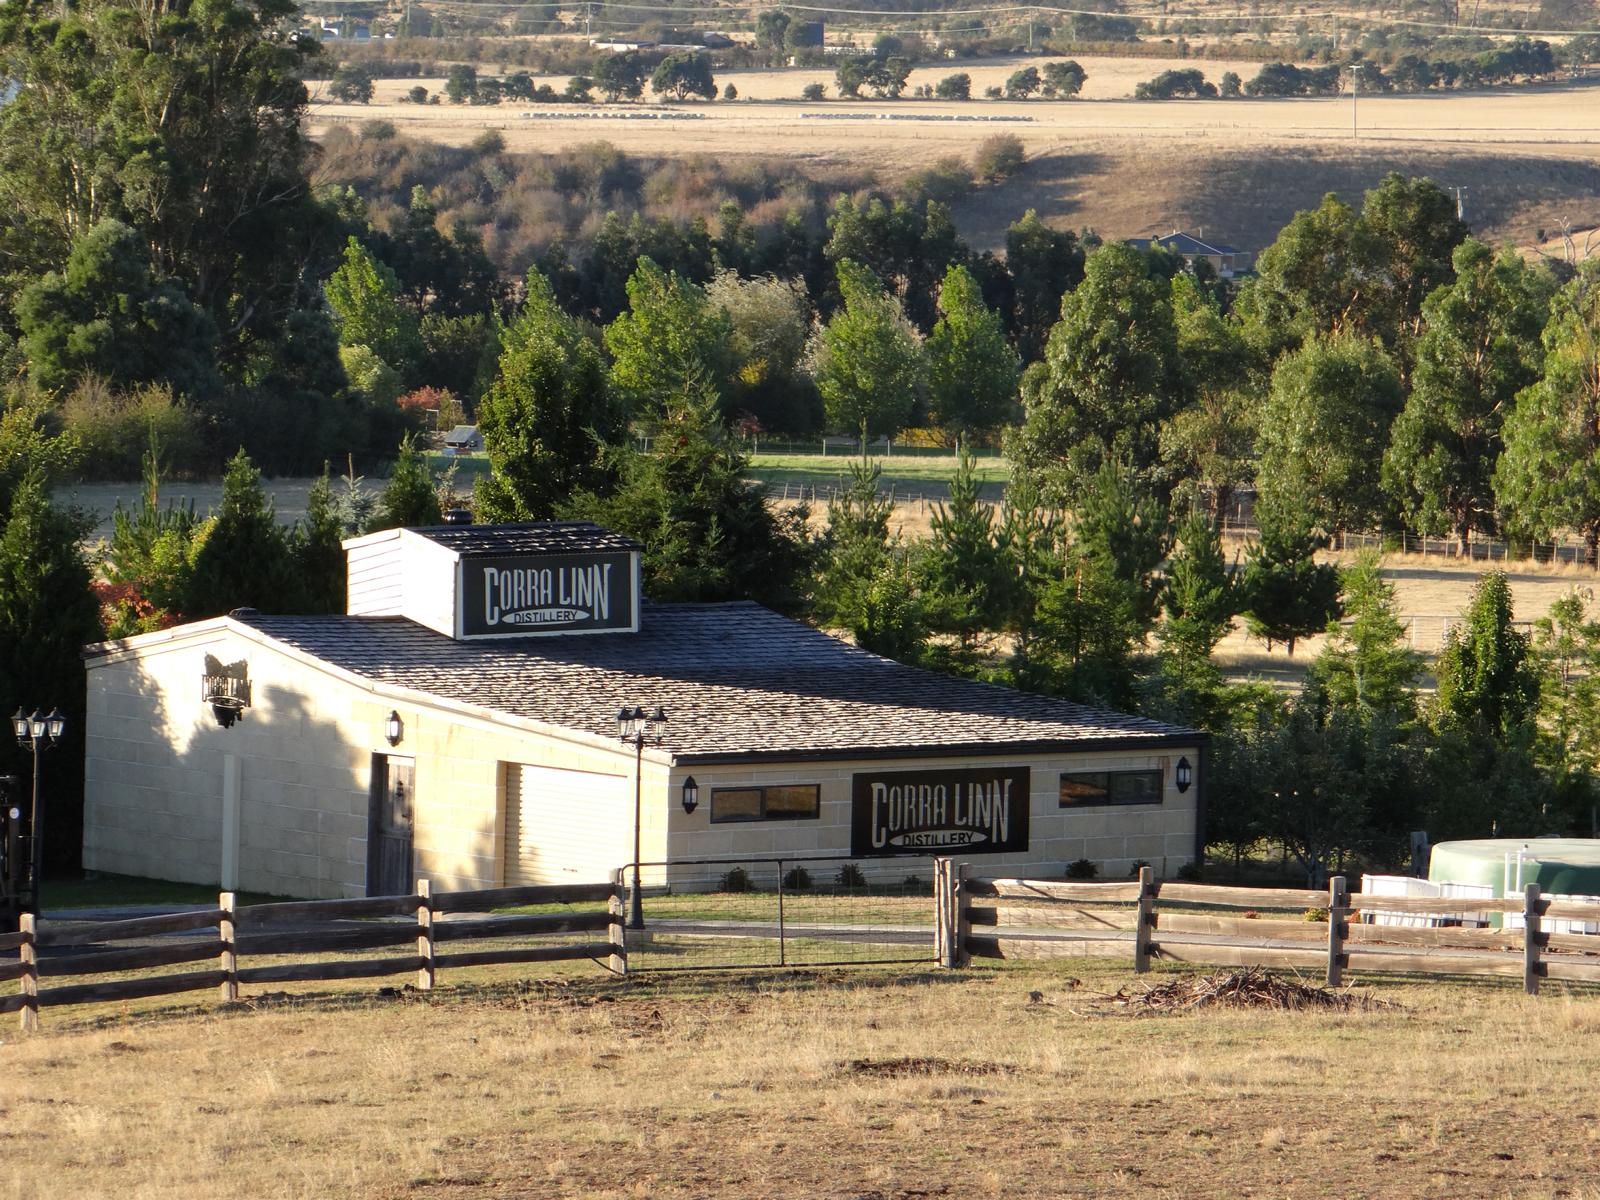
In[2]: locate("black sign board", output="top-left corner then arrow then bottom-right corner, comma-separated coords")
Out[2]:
851,766 -> 1030,857
459,551 -> 636,637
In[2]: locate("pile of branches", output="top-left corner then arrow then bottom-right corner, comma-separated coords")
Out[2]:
1092,967 -> 1393,1014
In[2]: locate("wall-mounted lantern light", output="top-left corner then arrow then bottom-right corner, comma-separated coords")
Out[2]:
385,711 -> 404,747
1175,756 -> 1193,794
201,674 -> 251,729
681,775 -> 699,815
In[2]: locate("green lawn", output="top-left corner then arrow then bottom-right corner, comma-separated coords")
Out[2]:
748,452 -> 1010,502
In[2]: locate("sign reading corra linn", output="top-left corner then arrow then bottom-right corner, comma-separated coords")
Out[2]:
851,766 -> 1030,857
459,551 -> 636,636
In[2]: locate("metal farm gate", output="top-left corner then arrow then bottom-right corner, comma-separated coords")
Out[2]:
619,855 -> 938,972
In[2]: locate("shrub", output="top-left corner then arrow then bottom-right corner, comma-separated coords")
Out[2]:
720,866 -> 752,892
1127,859 -> 1151,878
722,82 -> 738,101
1303,907 -> 1330,923
902,874 -> 925,893
801,81 -> 826,100
472,129 -> 506,157
1176,861 -> 1203,881
983,85 -> 1002,98
836,862 -> 867,888
973,133 -> 1025,182
359,119 -> 396,141
783,866 -> 813,890
935,72 -> 971,100
1219,71 -> 1242,97
406,85 -> 428,104
61,380 -> 211,481
1064,858 -> 1099,880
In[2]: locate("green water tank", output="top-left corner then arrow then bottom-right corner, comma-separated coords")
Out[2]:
1428,838 -> 1600,897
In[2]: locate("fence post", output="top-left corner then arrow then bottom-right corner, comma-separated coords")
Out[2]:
954,863 -> 971,969
934,858 -> 955,968
1326,876 -> 1348,988
608,871 -> 628,977
1523,883 -> 1545,996
18,913 -> 37,1033
219,892 -> 238,1003
1133,866 -> 1155,973
415,879 -> 434,991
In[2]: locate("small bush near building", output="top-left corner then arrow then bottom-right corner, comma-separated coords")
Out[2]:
783,866 -> 813,890
836,862 -> 867,888
720,866 -> 753,892
1064,858 -> 1099,880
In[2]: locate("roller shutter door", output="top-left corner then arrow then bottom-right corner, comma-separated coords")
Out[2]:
505,764 -> 629,886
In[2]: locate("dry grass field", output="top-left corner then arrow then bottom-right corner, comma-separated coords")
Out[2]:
308,55 -> 1600,250
4,964 -> 1600,1198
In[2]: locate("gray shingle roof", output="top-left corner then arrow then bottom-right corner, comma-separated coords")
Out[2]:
405,520 -> 643,557
234,603 -> 1199,763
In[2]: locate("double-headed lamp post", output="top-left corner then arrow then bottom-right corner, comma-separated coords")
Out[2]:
12,708 -> 66,915
616,704 -> 666,930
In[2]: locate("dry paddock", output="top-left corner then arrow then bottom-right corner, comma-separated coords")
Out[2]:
4,963 -> 1600,1199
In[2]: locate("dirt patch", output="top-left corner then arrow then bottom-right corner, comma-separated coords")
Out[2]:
844,1056 -> 1014,1078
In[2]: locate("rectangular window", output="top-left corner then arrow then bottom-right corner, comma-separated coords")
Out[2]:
1059,769 -> 1163,808
711,784 -> 821,823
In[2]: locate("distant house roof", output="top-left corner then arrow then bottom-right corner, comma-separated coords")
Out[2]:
1127,231 -> 1240,257
206,602 -> 1200,765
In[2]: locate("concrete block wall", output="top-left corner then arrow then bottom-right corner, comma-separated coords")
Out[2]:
83,626 -> 644,900
663,748 -> 1201,884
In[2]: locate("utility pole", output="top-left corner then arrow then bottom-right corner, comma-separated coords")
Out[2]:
1350,64 -> 1361,139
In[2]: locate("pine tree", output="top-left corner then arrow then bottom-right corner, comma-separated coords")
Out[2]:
476,272 -> 622,522
918,442 -> 1005,664
376,434 -> 443,531
994,467 -> 1058,660
289,469 -> 348,615
1239,492 -> 1341,655
1309,551 -> 1422,720
814,461 -> 926,661
1160,508 -> 1236,667
184,450 -> 292,618
0,470 -> 102,871
571,383 -> 809,609
1435,571 -> 1539,738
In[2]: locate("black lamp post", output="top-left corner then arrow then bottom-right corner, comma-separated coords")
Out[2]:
12,707 -> 65,916
617,704 -> 666,930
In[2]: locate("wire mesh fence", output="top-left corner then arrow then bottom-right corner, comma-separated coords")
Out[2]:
621,856 -> 938,973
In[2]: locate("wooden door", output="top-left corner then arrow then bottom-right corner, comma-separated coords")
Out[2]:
368,756 -> 415,896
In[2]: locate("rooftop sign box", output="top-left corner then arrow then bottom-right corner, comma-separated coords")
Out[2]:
343,522 -> 643,641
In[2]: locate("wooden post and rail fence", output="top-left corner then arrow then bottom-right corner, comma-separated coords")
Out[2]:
2,879 -> 626,1032
934,862 -> 1600,995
